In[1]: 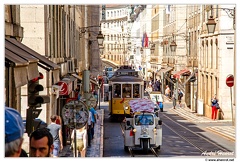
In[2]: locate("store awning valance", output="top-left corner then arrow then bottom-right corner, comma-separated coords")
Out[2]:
7,38 -> 60,71
156,67 -> 173,76
5,38 -> 39,87
71,74 -> 82,80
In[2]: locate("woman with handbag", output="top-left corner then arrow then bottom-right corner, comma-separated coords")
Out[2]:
211,95 -> 219,120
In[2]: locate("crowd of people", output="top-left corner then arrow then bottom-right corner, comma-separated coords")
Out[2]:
5,101 -> 99,158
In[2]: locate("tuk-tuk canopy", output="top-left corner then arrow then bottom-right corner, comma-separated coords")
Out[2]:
129,99 -> 155,113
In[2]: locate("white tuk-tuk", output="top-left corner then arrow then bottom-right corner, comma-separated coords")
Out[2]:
122,99 -> 162,154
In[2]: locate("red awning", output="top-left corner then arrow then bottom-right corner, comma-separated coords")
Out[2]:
173,69 -> 190,79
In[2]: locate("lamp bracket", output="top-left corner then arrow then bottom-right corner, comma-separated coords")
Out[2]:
79,25 -> 101,34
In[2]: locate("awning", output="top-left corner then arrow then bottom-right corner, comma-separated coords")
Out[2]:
156,67 -> 173,76
6,38 -> 60,86
5,38 -> 39,87
173,69 -> 190,79
183,69 -> 198,85
7,38 -> 60,71
71,74 -> 82,80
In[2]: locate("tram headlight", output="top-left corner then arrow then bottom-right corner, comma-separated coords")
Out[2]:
124,106 -> 129,110
153,128 -> 157,132
133,129 -> 137,133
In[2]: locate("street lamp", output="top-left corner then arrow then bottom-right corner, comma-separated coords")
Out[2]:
170,40 -> 177,52
133,48 -> 136,54
150,44 -> 155,54
206,7 -> 235,34
140,47 -> 143,54
97,30 -> 104,46
206,16 -> 216,34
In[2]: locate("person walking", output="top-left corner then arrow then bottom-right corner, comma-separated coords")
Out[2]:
178,88 -> 183,108
5,106 -> 25,157
87,110 -> 93,147
165,85 -> 171,100
211,95 -> 219,120
172,90 -> 177,109
29,127 -> 54,157
89,104 -> 98,139
71,126 -> 87,157
47,115 -> 63,157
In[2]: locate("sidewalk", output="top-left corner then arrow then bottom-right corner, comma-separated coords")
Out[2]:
59,108 -> 104,157
163,95 -> 235,141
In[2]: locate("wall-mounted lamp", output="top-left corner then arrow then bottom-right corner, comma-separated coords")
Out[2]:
150,44 -> 155,54
133,48 -> 136,54
206,7 -> 235,33
140,47 -> 143,54
97,30 -> 104,46
206,16 -> 216,34
79,25 -> 104,46
170,40 -> 177,52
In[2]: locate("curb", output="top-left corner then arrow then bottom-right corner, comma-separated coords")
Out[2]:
99,109 -> 104,157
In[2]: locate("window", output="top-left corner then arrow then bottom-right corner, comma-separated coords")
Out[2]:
133,84 -> 140,98
135,115 -> 154,125
122,84 -> 132,98
113,84 -> 121,98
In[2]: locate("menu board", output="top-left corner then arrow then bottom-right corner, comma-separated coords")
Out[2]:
62,100 -> 89,129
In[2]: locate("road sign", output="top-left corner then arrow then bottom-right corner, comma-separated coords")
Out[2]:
226,74 -> 234,87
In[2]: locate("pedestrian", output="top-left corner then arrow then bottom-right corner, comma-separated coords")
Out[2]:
172,90 -> 177,109
5,106 -> 25,157
89,104 -> 98,139
93,90 -> 98,103
47,115 -> 63,157
20,148 -> 28,157
29,127 -> 54,157
87,110 -> 93,147
71,126 -> 87,157
56,115 -> 62,125
165,85 -> 171,100
211,95 -> 219,120
178,88 -> 183,107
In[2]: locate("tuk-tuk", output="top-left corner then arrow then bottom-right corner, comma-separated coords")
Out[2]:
122,99 -> 162,154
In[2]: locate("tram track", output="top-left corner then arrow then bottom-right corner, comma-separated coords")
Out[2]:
162,113 -> 232,153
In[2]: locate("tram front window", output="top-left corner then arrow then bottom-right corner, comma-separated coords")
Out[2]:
122,84 -> 132,98
133,84 -> 140,98
113,84 -> 121,98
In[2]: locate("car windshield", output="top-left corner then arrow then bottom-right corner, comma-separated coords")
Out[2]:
135,115 -> 154,125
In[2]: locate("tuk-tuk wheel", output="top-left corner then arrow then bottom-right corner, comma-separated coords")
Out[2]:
124,146 -> 128,152
155,145 -> 161,151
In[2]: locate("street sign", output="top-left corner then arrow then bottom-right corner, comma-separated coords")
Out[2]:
226,74 -> 234,87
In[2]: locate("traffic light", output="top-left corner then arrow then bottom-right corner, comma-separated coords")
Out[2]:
28,72 -> 50,107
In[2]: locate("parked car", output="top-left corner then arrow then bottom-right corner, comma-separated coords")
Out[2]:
23,118 -> 47,133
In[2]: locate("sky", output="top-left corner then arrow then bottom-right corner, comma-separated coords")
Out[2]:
1,0 -> 239,161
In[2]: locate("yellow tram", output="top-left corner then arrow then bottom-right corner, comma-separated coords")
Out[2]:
108,65 -> 144,121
